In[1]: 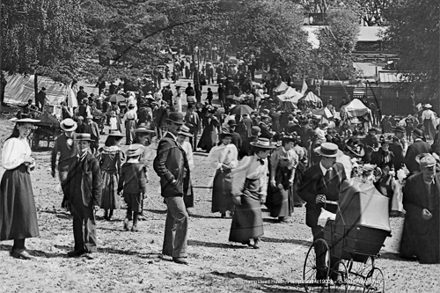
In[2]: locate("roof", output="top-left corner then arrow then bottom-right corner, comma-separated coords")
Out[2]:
357,26 -> 387,42
353,62 -> 384,78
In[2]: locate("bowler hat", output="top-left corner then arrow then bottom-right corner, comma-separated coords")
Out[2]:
228,120 -> 237,127
74,133 -> 92,141
166,112 -> 184,125
412,128 -> 424,138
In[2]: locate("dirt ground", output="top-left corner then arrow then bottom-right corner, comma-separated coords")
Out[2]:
0,103 -> 439,293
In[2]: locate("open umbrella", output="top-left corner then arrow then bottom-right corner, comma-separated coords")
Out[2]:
109,94 -> 125,103
229,104 -> 254,116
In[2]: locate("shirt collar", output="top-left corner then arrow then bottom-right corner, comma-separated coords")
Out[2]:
319,162 -> 332,175
167,131 -> 177,141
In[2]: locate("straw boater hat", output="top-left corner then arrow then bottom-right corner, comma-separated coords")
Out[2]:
416,153 -> 436,168
134,123 -> 155,134
425,104 -> 432,109
315,142 -> 339,158
126,144 -> 143,157
166,112 -> 184,125
178,125 -> 193,137
108,130 -> 124,137
250,138 -> 276,149
74,133 -> 92,141
60,118 -> 77,132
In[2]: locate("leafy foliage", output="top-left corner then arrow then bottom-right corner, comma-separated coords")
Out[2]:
384,0 -> 440,99
1,0 -> 85,83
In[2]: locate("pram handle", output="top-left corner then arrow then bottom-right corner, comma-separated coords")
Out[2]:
324,200 -> 339,206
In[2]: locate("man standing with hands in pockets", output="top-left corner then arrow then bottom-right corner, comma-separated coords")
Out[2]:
154,112 -> 190,265
298,142 -> 347,279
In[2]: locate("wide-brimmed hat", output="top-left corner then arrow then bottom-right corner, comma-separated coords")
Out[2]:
126,144 -> 143,157
108,130 -> 124,137
166,112 -> 184,125
416,153 -> 436,168
315,142 -> 339,158
250,138 -> 276,149
412,128 -> 424,138
220,128 -> 233,138
393,126 -> 405,133
424,104 -> 432,109
74,133 -> 92,141
60,118 -> 77,132
178,125 -> 193,137
134,123 -> 155,134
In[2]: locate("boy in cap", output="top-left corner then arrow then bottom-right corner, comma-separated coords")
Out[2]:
62,133 -> 102,258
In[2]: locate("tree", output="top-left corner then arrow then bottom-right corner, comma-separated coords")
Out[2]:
314,7 -> 360,80
1,0 -> 85,92
384,0 -> 440,102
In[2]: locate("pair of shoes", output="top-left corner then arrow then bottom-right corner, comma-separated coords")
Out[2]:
131,225 -> 138,232
67,250 -> 85,258
123,219 -> 130,231
11,250 -> 34,260
173,257 -> 188,265
82,253 -> 95,260
242,240 -> 252,247
278,217 -> 286,222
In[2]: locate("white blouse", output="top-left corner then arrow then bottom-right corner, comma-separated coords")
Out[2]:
2,138 -> 32,170
231,155 -> 269,198
207,143 -> 238,170
181,141 -> 195,171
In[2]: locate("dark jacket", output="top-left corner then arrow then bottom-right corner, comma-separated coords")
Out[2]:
154,133 -> 189,198
118,162 -> 147,194
51,133 -> 77,172
62,153 -> 102,207
400,172 -> 440,263
405,140 -> 431,174
298,162 -> 347,227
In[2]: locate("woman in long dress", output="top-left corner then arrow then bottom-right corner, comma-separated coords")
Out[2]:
229,138 -> 275,248
177,125 -> 195,210
97,131 -> 125,220
0,118 -> 40,259
266,135 -> 298,221
208,131 -> 238,218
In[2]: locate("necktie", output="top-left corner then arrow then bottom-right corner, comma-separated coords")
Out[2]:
257,158 -> 264,165
324,168 -> 332,185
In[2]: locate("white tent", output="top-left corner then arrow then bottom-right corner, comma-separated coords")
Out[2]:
274,81 -> 289,93
340,98 -> 372,119
4,74 -> 77,107
277,87 -> 303,105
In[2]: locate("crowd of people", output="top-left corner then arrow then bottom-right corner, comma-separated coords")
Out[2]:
2,62 -> 440,267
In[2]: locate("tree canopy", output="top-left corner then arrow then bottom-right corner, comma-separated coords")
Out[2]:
384,0 -> 440,99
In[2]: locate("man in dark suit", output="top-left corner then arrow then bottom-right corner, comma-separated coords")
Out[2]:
405,128 -> 431,175
62,133 -> 102,258
35,87 -> 47,112
389,126 -> 406,171
154,112 -> 190,265
228,120 -> 242,151
400,153 -> 440,263
239,126 -> 260,159
298,142 -> 347,279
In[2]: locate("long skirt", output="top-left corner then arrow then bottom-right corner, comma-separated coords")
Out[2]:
123,192 -> 142,213
266,185 -> 293,218
125,119 -> 136,144
424,119 -> 435,141
229,189 -> 264,243
100,172 -> 120,210
211,169 -> 233,213
0,164 -> 39,240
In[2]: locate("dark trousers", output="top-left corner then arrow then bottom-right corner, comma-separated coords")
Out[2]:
126,207 -> 139,225
72,204 -> 97,253
189,131 -> 198,151
311,226 -> 338,279
163,196 -> 188,258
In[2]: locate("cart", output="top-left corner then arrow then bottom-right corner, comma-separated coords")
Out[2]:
303,180 -> 391,292
31,112 -> 61,150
